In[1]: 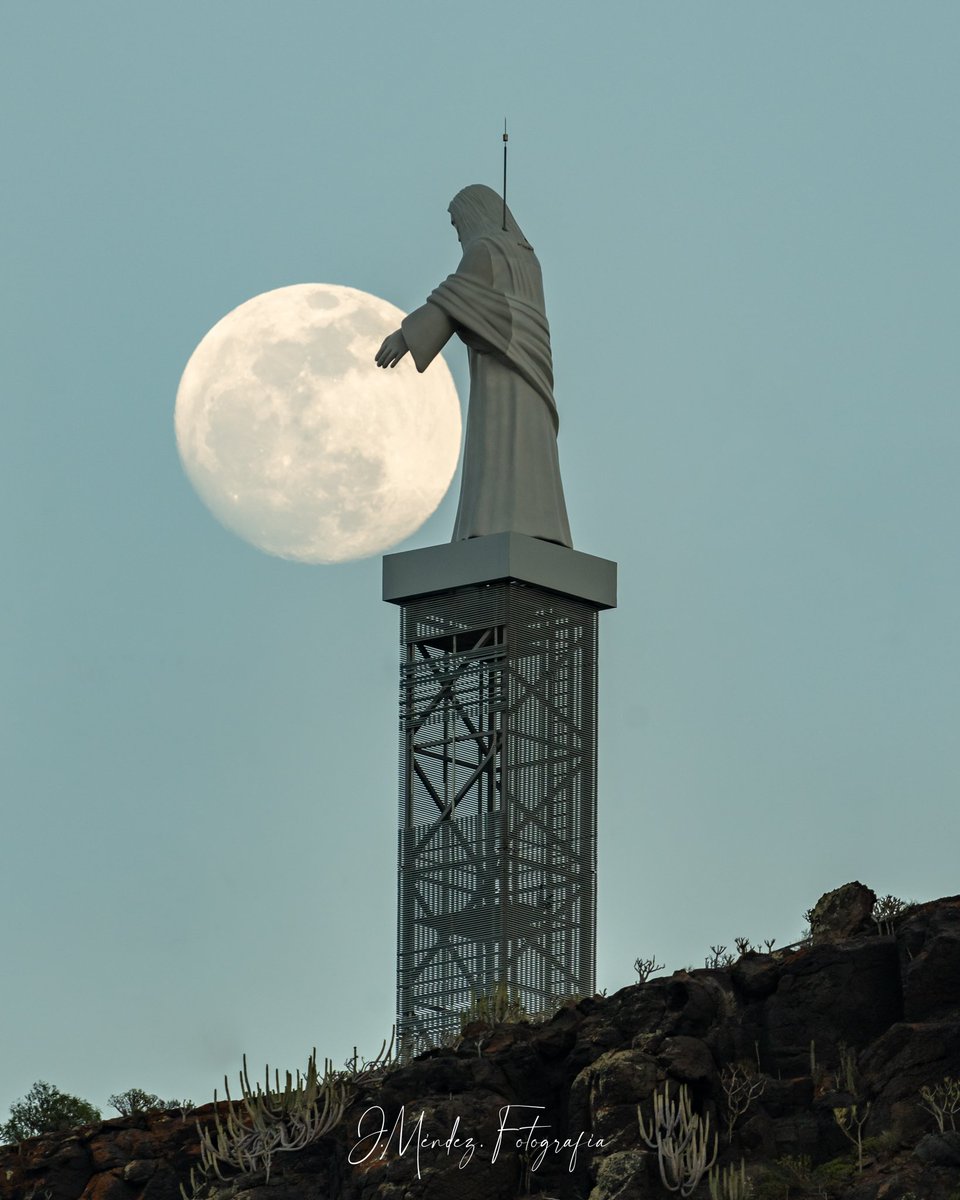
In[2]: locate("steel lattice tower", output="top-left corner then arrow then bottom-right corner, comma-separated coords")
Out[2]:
383,533 -> 616,1054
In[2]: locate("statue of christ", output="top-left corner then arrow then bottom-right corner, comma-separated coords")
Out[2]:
375,184 -> 572,548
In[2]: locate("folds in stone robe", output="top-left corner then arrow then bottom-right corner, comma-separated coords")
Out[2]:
401,230 -> 572,549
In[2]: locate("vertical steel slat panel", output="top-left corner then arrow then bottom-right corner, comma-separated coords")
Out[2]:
396,581 -> 598,1056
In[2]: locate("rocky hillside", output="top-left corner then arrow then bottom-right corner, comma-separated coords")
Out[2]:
3,883 -> 959,1200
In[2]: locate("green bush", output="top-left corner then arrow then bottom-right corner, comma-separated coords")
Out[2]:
108,1089 -> 193,1116
750,1153 -> 858,1200
769,1154 -> 814,1191
812,1155 -> 855,1192
0,1081 -> 101,1143
860,1130 -> 899,1158
750,1163 -> 803,1200
459,981 -> 527,1029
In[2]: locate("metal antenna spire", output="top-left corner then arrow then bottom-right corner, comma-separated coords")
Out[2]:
502,119 -> 508,231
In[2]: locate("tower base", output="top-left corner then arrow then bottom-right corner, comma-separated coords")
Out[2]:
384,534 -> 616,1055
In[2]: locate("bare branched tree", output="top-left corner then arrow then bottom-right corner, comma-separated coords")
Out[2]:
919,1076 -> 960,1133
634,955 -> 665,983
720,1064 -> 766,1143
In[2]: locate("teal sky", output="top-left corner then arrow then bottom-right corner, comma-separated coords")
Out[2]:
2,2 -> 959,1119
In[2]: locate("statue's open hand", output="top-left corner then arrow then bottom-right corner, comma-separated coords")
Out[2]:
375,330 -> 409,369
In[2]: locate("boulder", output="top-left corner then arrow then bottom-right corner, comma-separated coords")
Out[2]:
757,1076 -> 814,1118
79,1171 -> 127,1200
655,1036 -> 716,1086
569,1048 -> 658,1144
122,1160 -> 157,1183
913,1130 -> 960,1166
731,953 -> 780,999
138,1169 -> 184,1200
588,1149 -> 654,1200
809,882 -> 876,942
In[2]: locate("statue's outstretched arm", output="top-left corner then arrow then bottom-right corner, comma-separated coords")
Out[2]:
401,302 -> 457,373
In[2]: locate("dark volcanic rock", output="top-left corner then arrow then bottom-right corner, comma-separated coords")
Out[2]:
762,938 -> 902,1074
589,1149 -> 655,1199
3,887 -> 960,1200
0,1111 -> 203,1200
605,973 -> 721,1046
122,1160 -> 157,1183
898,895 -> 960,1021
569,1048 -> 658,1144
760,1076 -> 814,1116
860,1019 -> 960,1142
731,952 -> 781,998
655,1036 -> 716,1086
913,1130 -> 960,1166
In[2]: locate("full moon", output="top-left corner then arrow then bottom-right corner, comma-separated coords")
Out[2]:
175,284 -> 461,563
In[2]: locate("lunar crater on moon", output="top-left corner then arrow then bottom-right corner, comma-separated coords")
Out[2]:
175,284 -> 461,563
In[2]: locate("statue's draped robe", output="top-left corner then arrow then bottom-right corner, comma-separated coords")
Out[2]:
401,233 -> 573,548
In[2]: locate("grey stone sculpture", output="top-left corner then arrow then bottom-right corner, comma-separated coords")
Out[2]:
375,184 -> 572,547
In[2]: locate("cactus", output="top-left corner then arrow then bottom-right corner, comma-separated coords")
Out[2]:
638,1083 -> 718,1197
181,1031 -> 395,1199
709,1159 -> 750,1200
198,1049 -> 348,1182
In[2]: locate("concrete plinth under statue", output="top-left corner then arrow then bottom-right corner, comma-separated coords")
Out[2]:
383,531 -> 617,610
383,535 -> 616,1054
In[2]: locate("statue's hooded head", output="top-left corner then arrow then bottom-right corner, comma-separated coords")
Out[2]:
449,184 -> 533,251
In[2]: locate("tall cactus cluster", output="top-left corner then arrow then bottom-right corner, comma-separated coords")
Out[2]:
182,1034 -> 395,1199
198,1050 -> 346,1181
708,1159 -> 750,1200
637,1083 -> 718,1197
